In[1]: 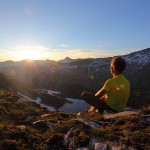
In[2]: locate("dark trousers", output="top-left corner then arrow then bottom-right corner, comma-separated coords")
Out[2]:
81,91 -> 117,113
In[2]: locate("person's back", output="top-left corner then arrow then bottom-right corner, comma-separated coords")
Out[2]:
103,74 -> 130,112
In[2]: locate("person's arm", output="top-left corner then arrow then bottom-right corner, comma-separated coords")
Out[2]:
95,88 -> 107,100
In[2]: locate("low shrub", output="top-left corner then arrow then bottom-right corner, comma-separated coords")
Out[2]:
0,106 -> 8,118
141,105 -> 150,114
0,101 -> 12,108
3,97 -> 18,103
8,109 -> 26,120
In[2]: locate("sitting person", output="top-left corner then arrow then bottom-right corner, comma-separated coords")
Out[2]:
81,57 -> 130,113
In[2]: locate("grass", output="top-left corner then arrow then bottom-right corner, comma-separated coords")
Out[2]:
0,90 -> 149,149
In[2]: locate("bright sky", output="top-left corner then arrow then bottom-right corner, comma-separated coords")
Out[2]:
0,0 -> 150,61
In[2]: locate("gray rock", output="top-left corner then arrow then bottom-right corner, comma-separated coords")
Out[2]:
69,140 -> 77,149
75,118 -> 100,128
47,122 -> 54,127
103,111 -> 139,120
33,120 -> 54,127
33,120 -> 47,125
16,125 -> 26,132
88,137 -> 104,149
94,143 -> 107,150
140,115 -> 150,123
64,126 -> 77,148
40,114 -> 50,118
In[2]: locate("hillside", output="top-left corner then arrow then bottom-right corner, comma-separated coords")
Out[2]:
0,73 -> 11,90
0,90 -> 150,150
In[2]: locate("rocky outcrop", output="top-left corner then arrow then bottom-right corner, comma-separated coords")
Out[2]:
103,111 -> 139,120
62,111 -> 146,150
75,118 -> 101,128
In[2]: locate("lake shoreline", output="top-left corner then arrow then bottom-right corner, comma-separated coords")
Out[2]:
18,90 -> 89,113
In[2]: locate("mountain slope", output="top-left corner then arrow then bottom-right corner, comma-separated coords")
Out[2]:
0,73 -> 11,90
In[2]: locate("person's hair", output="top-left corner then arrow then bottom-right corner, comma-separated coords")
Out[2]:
111,57 -> 126,73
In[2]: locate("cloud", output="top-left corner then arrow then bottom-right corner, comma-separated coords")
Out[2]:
49,49 -> 113,60
14,45 -> 50,52
0,48 -> 15,61
24,6 -> 33,16
0,45 -> 115,61
59,44 -> 71,48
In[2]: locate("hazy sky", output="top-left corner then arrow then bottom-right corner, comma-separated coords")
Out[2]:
0,0 -> 150,61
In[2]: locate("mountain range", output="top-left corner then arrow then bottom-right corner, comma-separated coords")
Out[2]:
0,48 -> 150,108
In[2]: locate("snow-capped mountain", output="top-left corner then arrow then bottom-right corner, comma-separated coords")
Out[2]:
124,48 -> 150,64
59,48 -> 150,74
124,48 -> 150,73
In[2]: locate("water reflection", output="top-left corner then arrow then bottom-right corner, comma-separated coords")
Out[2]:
35,97 -> 89,113
59,98 -> 90,113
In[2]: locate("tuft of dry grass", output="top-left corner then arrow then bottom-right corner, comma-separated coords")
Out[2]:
141,105 -> 150,114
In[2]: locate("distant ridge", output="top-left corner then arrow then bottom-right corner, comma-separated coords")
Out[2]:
124,48 -> 150,57
59,57 -> 73,63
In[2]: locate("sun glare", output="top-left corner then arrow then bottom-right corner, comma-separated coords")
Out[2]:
17,50 -> 41,60
14,45 -> 51,61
